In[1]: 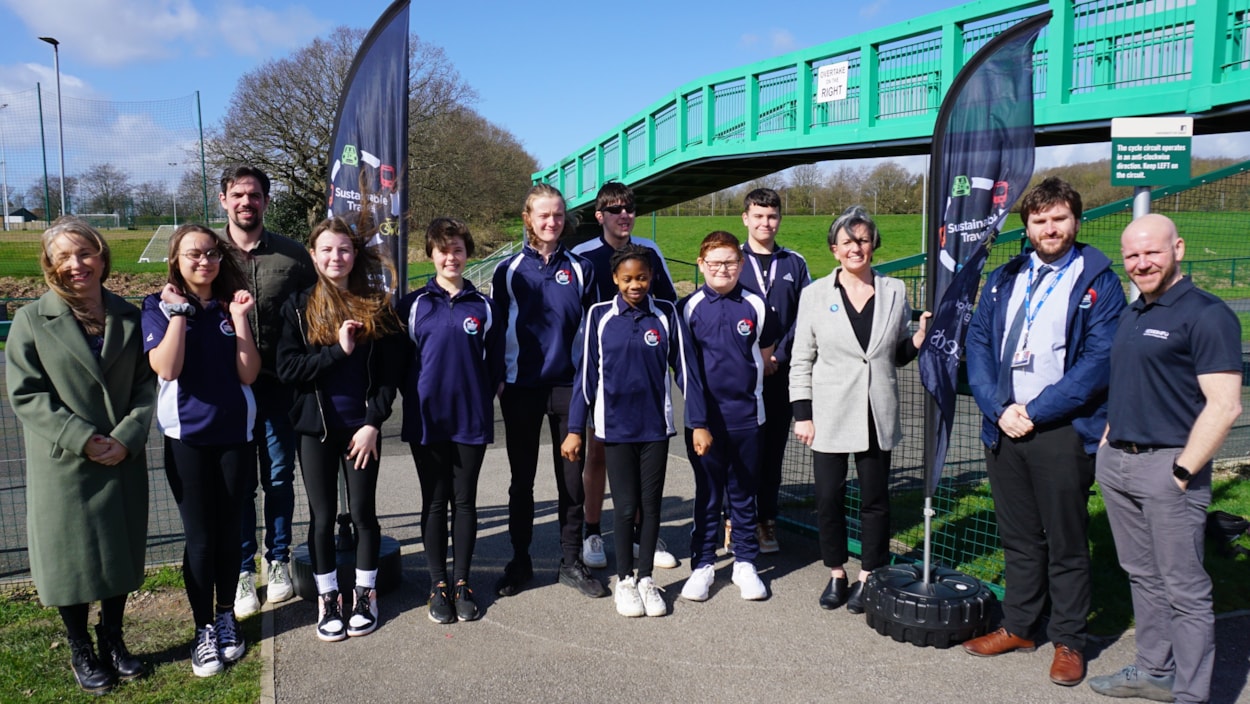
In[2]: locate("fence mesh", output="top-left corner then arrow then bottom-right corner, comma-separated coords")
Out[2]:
2,161 -> 1249,588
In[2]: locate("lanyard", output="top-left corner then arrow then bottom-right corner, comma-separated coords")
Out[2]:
1021,256 -> 1071,349
745,247 -> 778,296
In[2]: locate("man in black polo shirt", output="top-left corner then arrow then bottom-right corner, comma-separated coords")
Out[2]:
1089,214 -> 1242,704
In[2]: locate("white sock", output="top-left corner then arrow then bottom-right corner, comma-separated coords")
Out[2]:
314,571 -> 338,595
356,569 -> 378,590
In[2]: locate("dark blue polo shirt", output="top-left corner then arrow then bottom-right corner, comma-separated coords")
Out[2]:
1107,277 -> 1241,448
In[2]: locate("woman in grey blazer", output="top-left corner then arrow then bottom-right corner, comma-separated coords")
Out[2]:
789,206 -> 928,615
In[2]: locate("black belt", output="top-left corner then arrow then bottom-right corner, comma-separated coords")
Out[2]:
1108,440 -> 1169,454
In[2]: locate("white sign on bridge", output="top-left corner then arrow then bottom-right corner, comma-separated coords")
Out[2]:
817,61 -> 849,103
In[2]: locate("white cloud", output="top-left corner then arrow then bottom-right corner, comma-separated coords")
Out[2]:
859,0 -> 889,20
1194,132 -> 1250,158
769,29 -> 798,53
739,33 -> 760,49
214,3 -> 330,57
0,63 -> 96,99
1,0 -> 202,65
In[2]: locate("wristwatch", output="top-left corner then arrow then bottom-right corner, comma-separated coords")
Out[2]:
1172,462 -> 1194,482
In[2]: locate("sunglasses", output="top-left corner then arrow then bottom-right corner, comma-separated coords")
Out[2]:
600,204 -> 636,215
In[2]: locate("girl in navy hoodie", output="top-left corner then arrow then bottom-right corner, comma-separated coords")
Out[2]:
399,218 -> 503,624
276,217 -> 401,642
562,244 -> 705,618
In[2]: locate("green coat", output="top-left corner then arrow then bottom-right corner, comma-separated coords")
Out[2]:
6,289 -> 156,606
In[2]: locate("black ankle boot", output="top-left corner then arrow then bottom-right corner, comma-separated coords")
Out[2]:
96,623 -> 145,681
69,637 -> 116,695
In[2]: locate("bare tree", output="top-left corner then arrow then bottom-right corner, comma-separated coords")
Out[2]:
79,164 -> 133,215
26,176 -> 80,219
787,163 -> 824,215
206,26 -> 475,230
131,181 -> 171,217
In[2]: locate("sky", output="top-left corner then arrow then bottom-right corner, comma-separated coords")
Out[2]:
0,0 -> 1245,185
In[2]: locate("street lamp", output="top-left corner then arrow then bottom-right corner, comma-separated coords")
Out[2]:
39,36 -> 66,218
0,103 -> 9,231
169,162 -> 178,226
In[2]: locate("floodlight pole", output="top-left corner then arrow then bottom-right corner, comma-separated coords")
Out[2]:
169,162 -> 179,226
40,37 -> 67,217
0,103 -> 9,231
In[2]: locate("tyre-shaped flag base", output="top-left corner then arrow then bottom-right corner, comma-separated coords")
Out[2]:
862,563 -> 996,648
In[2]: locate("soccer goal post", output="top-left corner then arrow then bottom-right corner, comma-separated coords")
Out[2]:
77,213 -> 122,230
138,225 -> 177,263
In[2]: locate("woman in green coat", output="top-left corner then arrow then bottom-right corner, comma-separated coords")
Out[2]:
5,218 -> 156,695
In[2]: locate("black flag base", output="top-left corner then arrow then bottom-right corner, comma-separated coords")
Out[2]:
861,563 -> 996,648
290,519 -> 403,601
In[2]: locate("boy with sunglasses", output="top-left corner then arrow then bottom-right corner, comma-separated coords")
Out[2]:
572,182 -> 678,572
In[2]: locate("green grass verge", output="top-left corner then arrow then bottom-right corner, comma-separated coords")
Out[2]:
883,474 -> 1250,636
0,566 -> 262,703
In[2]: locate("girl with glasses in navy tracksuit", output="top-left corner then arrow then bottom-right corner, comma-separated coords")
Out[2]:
399,218 -> 504,625
562,244 -> 705,618
276,217 -> 402,642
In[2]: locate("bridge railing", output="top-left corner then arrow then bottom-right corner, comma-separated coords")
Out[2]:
536,0 -> 1250,212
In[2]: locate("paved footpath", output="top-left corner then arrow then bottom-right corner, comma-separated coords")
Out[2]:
255,422 -> 1250,704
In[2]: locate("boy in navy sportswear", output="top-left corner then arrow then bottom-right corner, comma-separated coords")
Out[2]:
493,184 -> 607,600
400,219 -> 504,624
562,245 -> 705,617
737,188 -> 811,554
678,231 -> 780,602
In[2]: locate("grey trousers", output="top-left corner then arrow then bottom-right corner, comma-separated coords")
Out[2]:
1096,444 -> 1213,704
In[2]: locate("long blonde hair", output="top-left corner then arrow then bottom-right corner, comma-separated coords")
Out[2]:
40,217 -> 111,336
521,183 -> 577,247
304,217 -> 399,347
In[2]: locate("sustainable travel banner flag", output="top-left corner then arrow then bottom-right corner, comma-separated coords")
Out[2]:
918,10 -> 1051,495
326,0 -> 410,294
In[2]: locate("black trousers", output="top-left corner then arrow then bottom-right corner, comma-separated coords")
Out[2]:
756,373 -> 792,521
411,442 -> 486,584
812,417 -> 891,571
605,440 -> 669,580
298,428 -> 380,576
500,384 -> 585,565
165,437 -> 252,627
986,424 -> 1094,650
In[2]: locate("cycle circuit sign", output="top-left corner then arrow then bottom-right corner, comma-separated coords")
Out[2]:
1110,116 -> 1193,187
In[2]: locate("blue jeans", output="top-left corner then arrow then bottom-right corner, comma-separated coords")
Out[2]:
239,375 -> 297,572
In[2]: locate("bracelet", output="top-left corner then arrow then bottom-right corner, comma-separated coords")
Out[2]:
160,301 -> 195,318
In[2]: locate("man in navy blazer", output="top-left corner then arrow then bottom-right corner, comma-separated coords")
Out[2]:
962,178 -> 1125,688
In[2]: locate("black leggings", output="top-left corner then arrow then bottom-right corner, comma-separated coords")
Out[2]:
299,428 -> 380,576
57,594 -> 128,642
165,437 -> 251,627
411,442 -> 486,585
812,430 -> 892,572
605,440 -> 668,580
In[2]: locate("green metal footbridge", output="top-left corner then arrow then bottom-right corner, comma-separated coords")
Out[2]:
535,0 -> 1250,215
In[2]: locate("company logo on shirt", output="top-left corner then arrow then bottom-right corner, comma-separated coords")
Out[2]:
463,316 -> 480,335
643,329 -> 661,347
736,319 -> 754,336
1143,328 -> 1170,340
220,319 -> 236,337
783,273 -> 795,282
554,269 -> 572,285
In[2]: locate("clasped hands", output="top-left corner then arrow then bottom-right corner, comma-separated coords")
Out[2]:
86,434 -> 128,466
997,403 -> 1034,438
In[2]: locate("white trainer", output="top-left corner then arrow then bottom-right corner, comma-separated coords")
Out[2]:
732,561 -> 767,600
614,576 -> 644,617
234,571 -> 259,619
582,534 -> 608,569
267,560 -> 294,603
680,564 -> 715,602
638,577 -> 666,617
633,539 -> 678,569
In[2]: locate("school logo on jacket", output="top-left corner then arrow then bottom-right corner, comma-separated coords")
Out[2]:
220,318 -> 236,336
554,269 -> 572,285
644,329 -> 661,347
1079,288 -> 1097,309
463,316 -> 481,335
736,319 -> 754,336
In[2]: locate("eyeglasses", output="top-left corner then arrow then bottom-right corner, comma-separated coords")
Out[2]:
600,204 -> 636,215
180,249 -> 223,263
703,260 -> 741,272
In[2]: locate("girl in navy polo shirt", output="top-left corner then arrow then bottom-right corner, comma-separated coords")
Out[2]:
399,218 -> 503,624
276,217 -> 402,642
562,245 -> 704,618
678,231 -> 780,602
143,224 -> 259,677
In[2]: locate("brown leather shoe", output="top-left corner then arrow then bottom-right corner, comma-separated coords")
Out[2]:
962,627 -> 1036,657
1049,644 -> 1085,686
